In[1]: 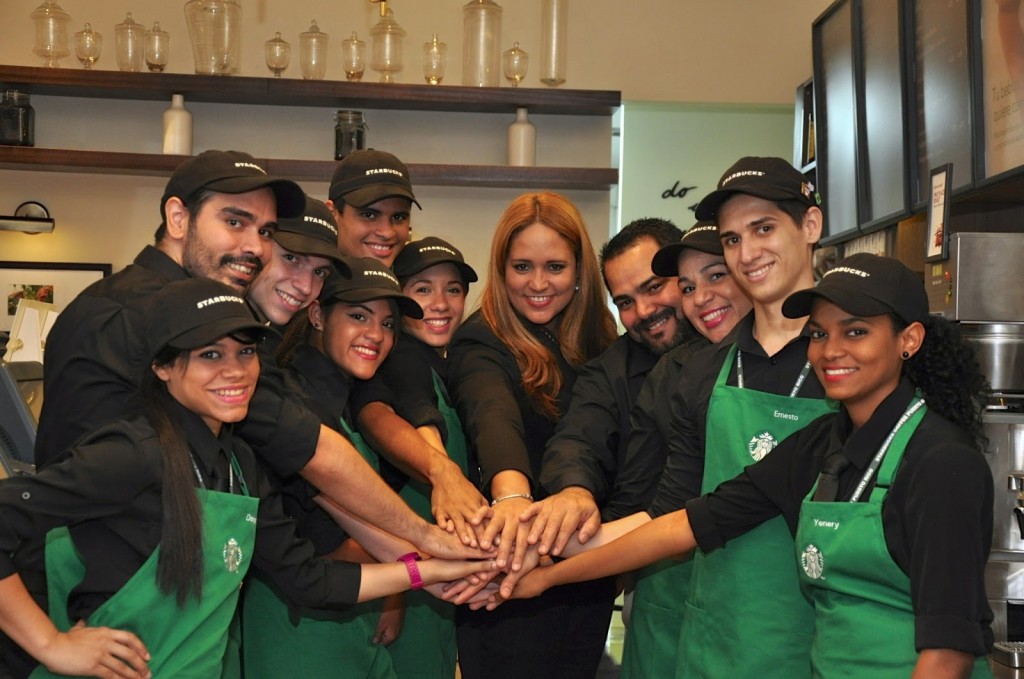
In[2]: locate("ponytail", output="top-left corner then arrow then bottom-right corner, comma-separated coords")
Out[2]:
899,314 -> 990,451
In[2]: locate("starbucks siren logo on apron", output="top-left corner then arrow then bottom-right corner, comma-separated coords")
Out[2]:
800,544 -> 824,580
223,537 -> 243,572
747,432 -> 777,461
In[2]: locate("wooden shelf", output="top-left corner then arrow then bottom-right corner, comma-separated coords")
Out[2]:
0,65 -> 620,115
0,147 -> 618,190
0,66 -> 620,190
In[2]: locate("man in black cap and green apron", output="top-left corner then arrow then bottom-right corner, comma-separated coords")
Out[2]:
648,156 -> 835,678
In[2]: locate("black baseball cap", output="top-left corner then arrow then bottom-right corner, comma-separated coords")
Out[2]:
273,196 -> 349,271
160,150 -> 306,223
782,253 -> 928,324
320,256 -> 424,319
328,149 -> 422,209
695,156 -> 820,221
651,221 -> 723,277
146,277 -> 272,356
393,237 -> 478,286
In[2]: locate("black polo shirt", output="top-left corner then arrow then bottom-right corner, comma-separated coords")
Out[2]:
686,379 -> 994,656
447,310 -> 576,499
36,246 -> 321,478
275,344 -> 355,557
604,334 -> 709,520
538,333 -> 658,516
0,404 -> 361,621
648,312 -> 826,518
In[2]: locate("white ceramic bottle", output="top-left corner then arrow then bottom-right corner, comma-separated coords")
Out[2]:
507,107 -> 535,166
162,93 -> 192,155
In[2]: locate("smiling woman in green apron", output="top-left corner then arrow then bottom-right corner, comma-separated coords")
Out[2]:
505,254 -> 994,678
361,236 -> 480,679
242,256 -> 456,679
0,277 -> 492,679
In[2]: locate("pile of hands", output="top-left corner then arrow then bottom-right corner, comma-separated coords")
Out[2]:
431,486 -> 601,610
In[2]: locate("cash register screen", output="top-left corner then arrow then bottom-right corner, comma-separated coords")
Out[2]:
0,361 -> 43,475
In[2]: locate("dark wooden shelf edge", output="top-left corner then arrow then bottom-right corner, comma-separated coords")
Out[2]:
0,148 -> 618,190
0,65 -> 620,115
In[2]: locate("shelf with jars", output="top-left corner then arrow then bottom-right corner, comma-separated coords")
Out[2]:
0,65 -> 619,190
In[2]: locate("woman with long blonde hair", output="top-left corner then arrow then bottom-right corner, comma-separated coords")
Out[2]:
448,192 -> 616,679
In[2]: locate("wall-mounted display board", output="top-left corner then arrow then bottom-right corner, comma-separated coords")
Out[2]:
911,0 -> 973,203
859,0 -> 911,227
813,0 -> 861,241
979,1 -> 1024,180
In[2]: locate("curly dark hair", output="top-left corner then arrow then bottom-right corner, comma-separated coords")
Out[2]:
897,314 -> 991,451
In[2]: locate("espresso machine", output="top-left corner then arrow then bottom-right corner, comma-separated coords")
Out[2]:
927,233 -> 1024,671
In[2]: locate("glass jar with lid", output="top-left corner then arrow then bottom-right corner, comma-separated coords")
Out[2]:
334,110 -> 368,160
115,12 -> 145,72
0,91 -> 36,147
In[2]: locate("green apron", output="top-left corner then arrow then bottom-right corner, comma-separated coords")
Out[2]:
621,557 -> 692,679
242,417 -> 395,679
796,399 -> 991,678
386,370 -> 466,679
35,460 -> 257,679
677,345 -> 836,678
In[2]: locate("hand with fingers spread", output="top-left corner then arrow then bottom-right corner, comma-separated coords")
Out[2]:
521,486 -> 602,557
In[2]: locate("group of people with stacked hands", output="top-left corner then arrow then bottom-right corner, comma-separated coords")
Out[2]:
0,147 -> 995,679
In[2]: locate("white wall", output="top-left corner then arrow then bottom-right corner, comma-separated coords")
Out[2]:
617,102 -> 795,232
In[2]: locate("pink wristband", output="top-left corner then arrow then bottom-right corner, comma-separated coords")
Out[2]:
397,551 -> 423,590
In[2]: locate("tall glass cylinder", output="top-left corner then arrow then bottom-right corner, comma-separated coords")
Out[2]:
540,0 -> 567,86
184,0 -> 241,76
462,0 -> 502,87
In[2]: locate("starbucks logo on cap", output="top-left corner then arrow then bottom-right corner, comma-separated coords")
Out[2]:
801,543 -> 824,580
747,431 -> 777,461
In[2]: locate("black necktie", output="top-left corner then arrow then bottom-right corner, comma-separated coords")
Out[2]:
210,453 -> 231,493
813,452 -> 850,502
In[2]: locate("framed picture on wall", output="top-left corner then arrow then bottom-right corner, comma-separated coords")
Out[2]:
0,261 -> 111,333
925,164 -> 952,262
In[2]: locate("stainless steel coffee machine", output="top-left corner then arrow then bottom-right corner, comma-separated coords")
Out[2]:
928,233 -> 1024,670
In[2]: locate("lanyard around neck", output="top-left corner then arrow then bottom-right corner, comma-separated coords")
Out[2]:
735,349 -> 812,398
848,398 -> 926,503
188,451 -> 234,494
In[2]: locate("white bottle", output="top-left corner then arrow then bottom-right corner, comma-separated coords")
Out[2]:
507,107 -> 536,166
162,94 -> 193,155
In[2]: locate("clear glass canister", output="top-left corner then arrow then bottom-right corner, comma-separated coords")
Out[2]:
334,110 -> 367,160
184,0 -> 241,76
115,12 -> 145,72
462,0 -> 502,87
0,91 -> 36,147
540,0 -> 567,86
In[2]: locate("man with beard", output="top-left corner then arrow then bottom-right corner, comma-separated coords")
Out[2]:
521,219 -> 698,561
35,151 -> 478,562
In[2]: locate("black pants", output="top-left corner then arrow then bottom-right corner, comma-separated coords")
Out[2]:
456,576 -> 616,679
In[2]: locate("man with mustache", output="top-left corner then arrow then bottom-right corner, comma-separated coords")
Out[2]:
36,151 -> 477,564
522,218 -> 698,561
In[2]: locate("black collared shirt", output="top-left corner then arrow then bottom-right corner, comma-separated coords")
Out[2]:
366,332 -> 449,439
0,404 -> 361,622
273,344 -> 357,557
538,333 -> 658,516
605,334 -> 709,520
36,246 -> 321,478
648,312 -> 826,518
447,311 -> 576,499
686,379 -> 994,656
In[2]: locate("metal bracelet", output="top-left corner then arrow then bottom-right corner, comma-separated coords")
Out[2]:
490,492 -> 534,506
